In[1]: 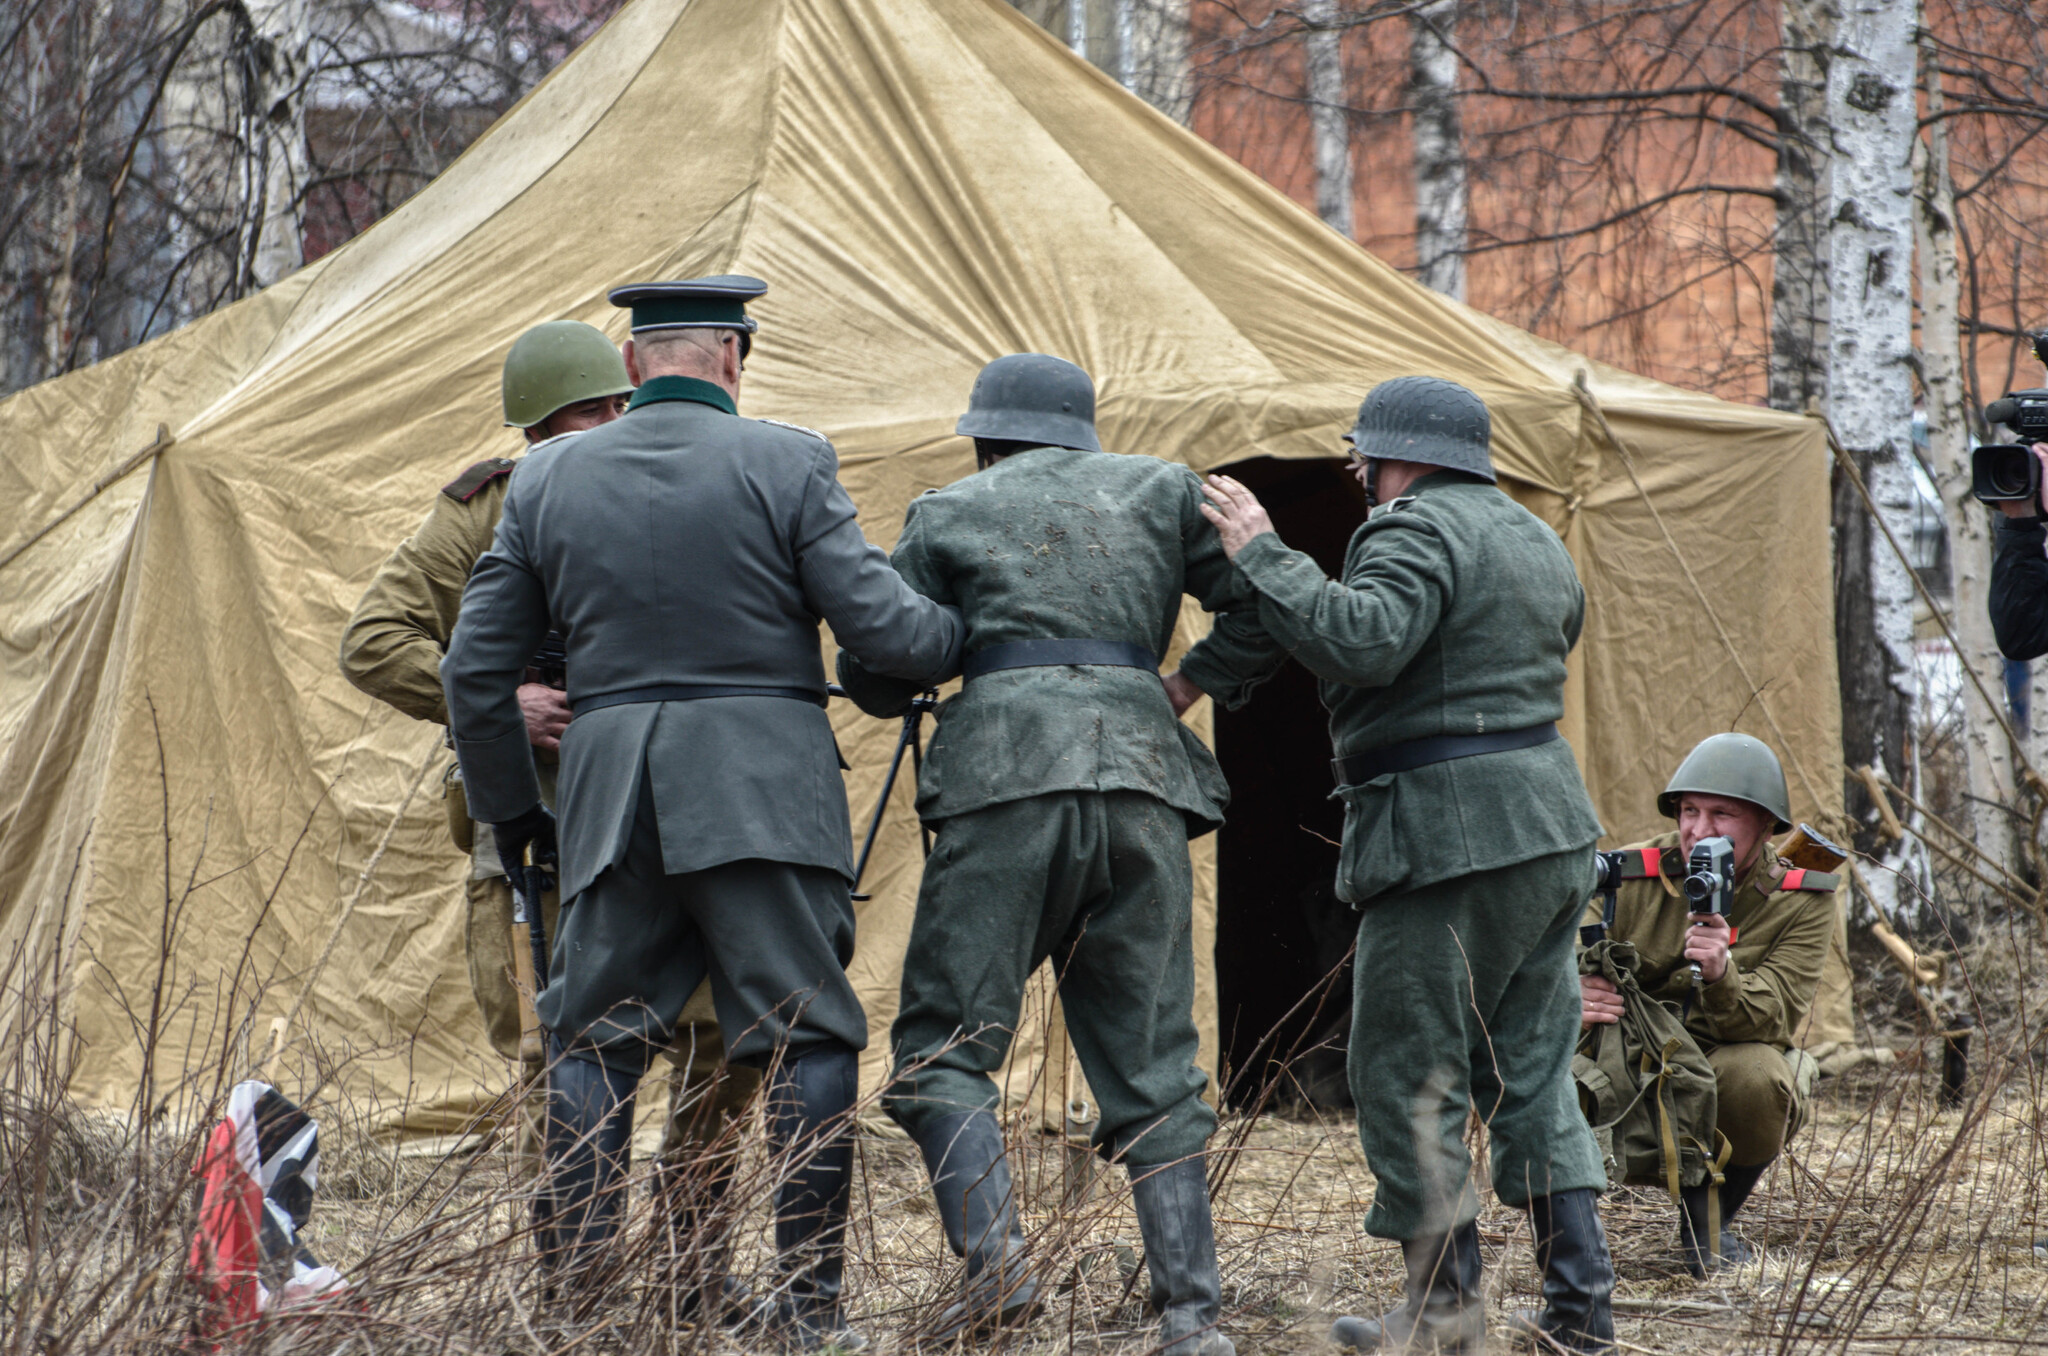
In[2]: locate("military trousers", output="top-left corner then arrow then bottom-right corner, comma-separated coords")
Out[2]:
1705,1041 -> 1806,1167
1349,846 -> 1606,1240
535,772 -> 868,1077
466,874 -> 760,1160
886,790 -> 1215,1167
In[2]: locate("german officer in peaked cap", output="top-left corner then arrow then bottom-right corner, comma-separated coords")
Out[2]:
1172,376 -> 1617,1354
840,354 -> 1277,1355
444,276 -> 962,1349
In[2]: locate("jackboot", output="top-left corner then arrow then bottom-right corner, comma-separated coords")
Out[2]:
539,1049 -> 638,1293
1129,1158 -> 1235,1356
1329,1221 -> 1486,1353
1506,1190 -> 1614,1353
763,1043 -> 869,1352
912,1110 -> 1040,1340
1677,1161 -> 1766,1275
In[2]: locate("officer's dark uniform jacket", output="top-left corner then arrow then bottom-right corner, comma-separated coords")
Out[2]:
445,378 -> 964,902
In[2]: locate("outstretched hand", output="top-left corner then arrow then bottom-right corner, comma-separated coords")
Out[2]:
1200,475 -> 1275,559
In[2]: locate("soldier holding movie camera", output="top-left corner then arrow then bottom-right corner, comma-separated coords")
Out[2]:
1975,334 -> 2048,659
1580,734 -> 1836,1275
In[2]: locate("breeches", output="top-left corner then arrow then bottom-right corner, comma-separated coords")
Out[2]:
535,773 -> 868,1077
1348,847 -> 1607,1240
1708,1041 -> 1804,1166
885,790 -> 1215,1166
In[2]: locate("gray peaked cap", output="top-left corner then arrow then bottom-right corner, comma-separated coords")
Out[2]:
955,353 -> 1102,453
1347,375 -> 1496,483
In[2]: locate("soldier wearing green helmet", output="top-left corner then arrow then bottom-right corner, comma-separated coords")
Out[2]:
339,319 -> 756,1231
1579,733 -> 1835,1276
1173,375 -> 1616,1354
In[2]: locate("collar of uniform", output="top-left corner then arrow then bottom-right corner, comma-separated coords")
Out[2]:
627,375 -> 737,416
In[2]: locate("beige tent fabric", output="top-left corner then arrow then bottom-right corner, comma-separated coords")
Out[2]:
0,0 -> 1844,1134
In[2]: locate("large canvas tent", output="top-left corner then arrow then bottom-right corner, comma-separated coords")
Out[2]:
0,0 -> 1845,1134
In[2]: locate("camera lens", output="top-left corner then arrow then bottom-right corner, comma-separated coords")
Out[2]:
1683,873 -> 1713,904
1990,448 -> 2034,497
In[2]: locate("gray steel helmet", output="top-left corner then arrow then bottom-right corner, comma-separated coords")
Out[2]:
1657,733 -> 1792,832
502,320 -> 632,429
1347,375 -> 1495,483
955,353 -> 1102,453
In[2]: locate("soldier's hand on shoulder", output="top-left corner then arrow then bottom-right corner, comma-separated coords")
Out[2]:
518,682 -> 572,752
1199,475 -> 1275,558
1580,973 -> 1624,1028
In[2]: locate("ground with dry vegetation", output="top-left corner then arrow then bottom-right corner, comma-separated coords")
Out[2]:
9,1031 -> 2042,1355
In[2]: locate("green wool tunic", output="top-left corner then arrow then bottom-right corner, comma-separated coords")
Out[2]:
1183,471 -> 1607,1237
840,444 -> 1273,1162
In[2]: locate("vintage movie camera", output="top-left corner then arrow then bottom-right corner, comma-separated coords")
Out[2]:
1972,334 -> 2048,504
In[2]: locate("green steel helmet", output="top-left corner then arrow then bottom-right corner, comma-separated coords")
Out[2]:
1657,733 -> 1792,832
955,353 -> 1102,453
1347,375 -> 1495,483
501,320 -> 632,429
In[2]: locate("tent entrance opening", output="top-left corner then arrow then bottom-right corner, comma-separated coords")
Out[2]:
1212,457 -> 1365,1112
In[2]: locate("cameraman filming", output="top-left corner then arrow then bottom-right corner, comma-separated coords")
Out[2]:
1580,735 -> 1835,1276
1989,441 -> 2048,660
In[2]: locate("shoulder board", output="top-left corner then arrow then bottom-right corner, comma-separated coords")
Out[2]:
757,417 -> 829,443
1777,868 -> 1840,893
1602,847 -> 1664,880
441,457 -> 516,503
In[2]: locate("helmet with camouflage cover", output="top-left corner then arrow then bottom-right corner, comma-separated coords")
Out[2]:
1657,733 -> 1792,832
501,320 -> 632,429
955,353 -> 1102,453
1346,375 -> 1495,483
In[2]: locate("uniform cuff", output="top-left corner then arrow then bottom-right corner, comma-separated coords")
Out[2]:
1701,959 -> 1743,1011
454,726 -> 543,824
1229,530 -> 1296,591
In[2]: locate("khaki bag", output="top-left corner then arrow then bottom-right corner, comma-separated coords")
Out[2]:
443,762 -> 474,853
1573,938 -> 1731,1243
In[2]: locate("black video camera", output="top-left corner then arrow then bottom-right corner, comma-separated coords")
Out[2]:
1973,335 -> 2048,505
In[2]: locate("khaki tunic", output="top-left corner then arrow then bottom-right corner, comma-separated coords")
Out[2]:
1588,830 -> 1836,1162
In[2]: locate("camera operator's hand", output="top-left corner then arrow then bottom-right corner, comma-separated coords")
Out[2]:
518,682 -> 571,753
1580,974 -> 1625,1029
1997,444 -> 2048,518
1685,912 -> 1733,983
491,803 -> 558,875
1161,670 -> 1205,717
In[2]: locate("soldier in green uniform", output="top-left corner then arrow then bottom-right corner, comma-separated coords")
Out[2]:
338,319 -> 759,1278
1579,733 -> 1833,1275
1174,377 -> 1615,1354
446,277 -> 962,1348
838,354 -> 1270,1356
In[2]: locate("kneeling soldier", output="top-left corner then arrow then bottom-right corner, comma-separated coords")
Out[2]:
839,354 -> 1265,1355
1579,734 -> 1833,1274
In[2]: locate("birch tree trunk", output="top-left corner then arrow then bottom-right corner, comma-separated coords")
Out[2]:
1302,0 -> 1353,237
1828,0 -> 1919,921
1118,0 -> 1192,124
242,0 -> 311,290
1916,41 -> 2015,868
1769,0 -> 1835,413
40,0 -> 112,372
1409,0 -> 1465,300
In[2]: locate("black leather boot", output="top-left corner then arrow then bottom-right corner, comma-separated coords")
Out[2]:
764,1043 -> 868,1352
1329,1220 -> 1485,1352
912,1110 -> 1039,1339
1507,1190 -> 1615,1353
540,1050 -> 638,1292
1129,1159 -> 1235,1356
1678,1161 -> 1766,1274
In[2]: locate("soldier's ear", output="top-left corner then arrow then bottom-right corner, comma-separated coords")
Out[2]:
623,338 -> 644,387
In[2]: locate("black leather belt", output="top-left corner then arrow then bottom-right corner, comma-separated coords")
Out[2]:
571,684 -> 825,717
962,639 -> 1159,681
1332,722 -> 1559,785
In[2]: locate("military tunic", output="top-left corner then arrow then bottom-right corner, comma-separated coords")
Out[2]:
339,443 -> 752,1144
838,444 -> 1273,1165
445,377 -> 962,1075
1587,831 -> 1835,1165
1183,471 -> 1607,1239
